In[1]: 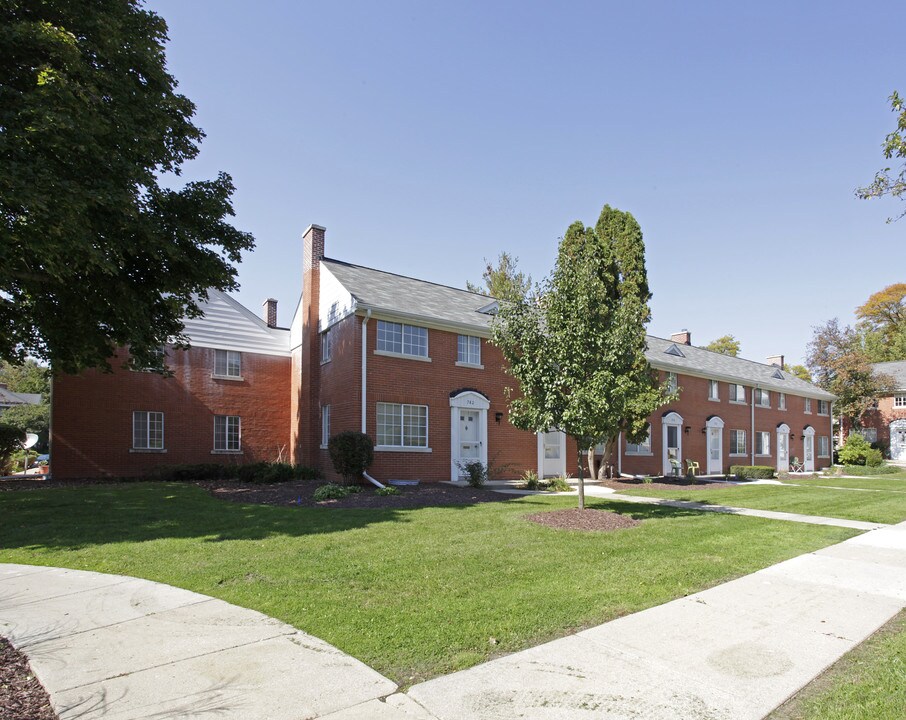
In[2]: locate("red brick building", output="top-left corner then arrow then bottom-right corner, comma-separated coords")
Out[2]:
51,225 -> 835,480
852,361 -> 906,461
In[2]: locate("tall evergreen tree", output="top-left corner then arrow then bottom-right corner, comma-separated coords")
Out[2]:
493,205 -> 670,509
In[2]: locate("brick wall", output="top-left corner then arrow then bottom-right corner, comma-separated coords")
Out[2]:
857,394 -> 906,454
51,346 -> 291,478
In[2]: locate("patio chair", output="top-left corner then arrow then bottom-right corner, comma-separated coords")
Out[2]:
790,456 -> 804,473
669,458 -> 682,477
686,459 -> 700,477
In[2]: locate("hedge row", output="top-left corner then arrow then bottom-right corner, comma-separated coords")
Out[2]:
148,462 -> 320,483
729,465 -> 775,479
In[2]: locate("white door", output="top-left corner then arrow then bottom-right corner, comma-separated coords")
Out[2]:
459,410 -> 480,462
708,427 -> 722,475
891,421 -> 906,461
541,430 -> 566,477
777,431 -> 789,473
803,434 -> 814,472
662,416 -> 682,476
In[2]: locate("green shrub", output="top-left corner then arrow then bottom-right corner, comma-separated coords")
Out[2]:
522,469 -> 541,490
153,463 -> 231,482
313,483 -> 351,501
0,424 -> 24,475
840,464 -> 899,476
457,460 -> 487,487
838,434 -> 880,466
545,476 -> 572,492
328,431 -> 374,485
728,465 -> 775,479
293,464 -> 320,480
376,486 -> 400,496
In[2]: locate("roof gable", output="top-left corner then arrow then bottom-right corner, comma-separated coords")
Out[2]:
182,290 -> 290,356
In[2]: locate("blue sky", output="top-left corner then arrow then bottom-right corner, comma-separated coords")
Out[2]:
150,0 -> 904,366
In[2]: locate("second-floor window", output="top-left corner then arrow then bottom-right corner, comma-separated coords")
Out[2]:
457,335 -> 481,365
779,393 -> 786,410
818,400 -> 830,415
755,388 -> 770,408
214,349 -> 241,378
896,395 -> 906,408
708,380 -> 719,401
804,398 -> 812,414
666,372 -> 678,393
321,329 -> 332,363
729,384 -> 746,403
377,320 -> 428,358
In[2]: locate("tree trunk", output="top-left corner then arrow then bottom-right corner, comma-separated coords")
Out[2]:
576,445 -> 585,510
587,447 -> 598,482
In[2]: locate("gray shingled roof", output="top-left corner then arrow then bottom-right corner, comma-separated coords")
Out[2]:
322,258 -> 834,399
0,386 -> 42,408
873,360 -> 906,390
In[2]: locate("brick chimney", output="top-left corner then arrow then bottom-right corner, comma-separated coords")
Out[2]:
670,329 -> 692,346
767,354 -> 785,369
303,224 -> 326,272
262,298 -> 278,328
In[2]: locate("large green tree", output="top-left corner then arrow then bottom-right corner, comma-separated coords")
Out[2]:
856,91 -> 906,221
493,204 -> 670,509
855,283 -> 906,361
0,358 -> 49,397
702,334 -> 740,357
467,252 -> 533,301
1,1 -> 253,373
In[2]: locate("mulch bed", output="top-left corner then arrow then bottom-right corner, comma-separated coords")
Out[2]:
526,508 -> 641,532
0,638 -> 57,720
202,480 -> 517,509
600,477 -> 738,492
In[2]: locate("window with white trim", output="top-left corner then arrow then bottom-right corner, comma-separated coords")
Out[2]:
817,400 -> 830,415
729,384 -> 746,403
376,320 -> 428,358
860,427 -> 878,443
625,425 -> 652,455
754,388 -> 770,408
321,329 -> 332,363
730,429 -> 746,455
457,335 -> 481,365
818,436 -> 830,457
804,397 -> 812,414
214,349 -> 241,378
895,395 -> 906,408
214,415 -> 241,451
708,380 -> 719,401
755,431 -> 770,456
779,393 -> 786,410
132,411 -> 164,450
376,403 -> 428,448
666,372 -> 678,393
321,405 -> 330,447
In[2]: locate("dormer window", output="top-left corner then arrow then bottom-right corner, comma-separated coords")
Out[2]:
664,343 -> 685,358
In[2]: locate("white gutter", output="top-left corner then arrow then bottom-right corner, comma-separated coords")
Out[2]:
361,309 -> 371,433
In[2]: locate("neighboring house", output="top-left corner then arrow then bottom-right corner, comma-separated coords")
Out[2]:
0,384 -> 42,414
51,225 -> 836,480
856,360 -> 906,462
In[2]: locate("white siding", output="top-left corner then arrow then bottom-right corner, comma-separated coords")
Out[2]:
319,265 -> 356,332
182,290 -> 290,357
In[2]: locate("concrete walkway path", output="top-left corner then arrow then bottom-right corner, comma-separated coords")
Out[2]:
0,564 -> 397,720
4,521 -> 906,719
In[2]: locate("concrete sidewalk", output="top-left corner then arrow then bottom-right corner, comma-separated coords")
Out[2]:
3,522 -> 906,719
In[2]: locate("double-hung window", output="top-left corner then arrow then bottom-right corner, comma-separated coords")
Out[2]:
321,329 -> 332,363
132,411 -> 164,450
376,321 -> 428,358
818,436 -> 831,458
214,349 -> 241,378
779,393 -> 786,410
708,380 -> 719,401
755,431 -> 770,456
666,372 -> 678,393
625,425 -> 652,455
755,389 -> 770,408
817,400 -> 830,415
377,403 -> 428,448
804,398 -> 812,414
730,429 -> 746,456
729,384 -> 746,403
895,395 -> 906,408
321,405 -> 330,447
214,415 -> 241,451
860,427 -> 878,443
457,335 -> 481,366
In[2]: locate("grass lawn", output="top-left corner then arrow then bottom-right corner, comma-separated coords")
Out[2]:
769,611 -> 906,720
0,483 -> 857,684
615,483 -> 906,524
791,473 -> 906,493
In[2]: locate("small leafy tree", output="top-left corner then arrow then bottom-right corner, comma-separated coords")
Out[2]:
787,364 -> 812,383
467,252 -> 533,301
856,91 -> 906,222
838,434 -> 883,467
702,335 -> 740,356
0,424 -> 24,475
493,204 -> 671,509
327,431 -> 374,485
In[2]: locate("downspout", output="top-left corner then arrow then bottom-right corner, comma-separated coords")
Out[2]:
751,385 -> 756,465
361,309 -> 371,434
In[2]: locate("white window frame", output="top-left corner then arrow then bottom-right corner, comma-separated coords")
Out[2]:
456,335 -> 482,367
376,402 -> 429,449
779,393 -> 786,411
625,424 -> 653,455
817,400 -> 830,415
755,388 -> 770,408
132,411 -> 164,450
895,395 -> 906,408
729,429 -> 747,456
321,405 -> 330,447
376,320 -> 429,360
214,349 -> 242,379
321,328 -> 332,364
755,431 -> 770,456
818,435 -> 831,458
708,380 -> 719,401
213,415 -> 241,452
729,384 -> 746,404
804,397 -> 812,414
667,372 -> 678,393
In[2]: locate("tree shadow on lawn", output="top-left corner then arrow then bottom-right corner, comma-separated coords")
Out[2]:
0,482 -> 712,554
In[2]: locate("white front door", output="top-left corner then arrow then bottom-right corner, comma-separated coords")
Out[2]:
662,412 -> 683,476
803,434 -> 814,472
708,427 -> 722,475
776,423 -> 790,473
540,430 -> 566,478
449,390 -> 490,481
891,421 -> 906,461
459,410 -> 480,461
